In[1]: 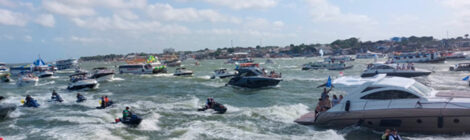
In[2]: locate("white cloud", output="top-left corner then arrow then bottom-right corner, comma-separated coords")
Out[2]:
70,36 -> 99,43
43,0 -> 95,17
116,10 -> 139,20
441,0 -> 470,28
203,0 -> 278,10
24,35 -> 32,42
35,14 -> 55,27
0,8 -> 27,26
305,0 -> 374,24
71,15 -> 190,34
147,3 -> 239,23
243,18 -> 284,31
0,0 -> 16,8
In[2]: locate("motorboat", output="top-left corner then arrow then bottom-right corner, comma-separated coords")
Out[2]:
0,73 -> 10,82
228,65 -> 282,88
119,56 -> 167,74
16,73 -> 38,86
32,57 -> 54,78
0,103 -> 16,119
295,74 -> 470,133
210,68 -> 235,79
265,59 -> 274,64
67,72 -> 98,90
55,59 -> 78,70
174,67 -> 193,76
9,65 -> 32,76
390,51 -> 445,63
90,67 -> 115,81
0,62 -> 8,73
226,58 -> 254,64
356,52 -> 386,59
445,52 -> 467,60
302,62 -> 353,70
361,63 -> 431,77
163,59 -> 182,67
324,56 -> 354,62
450,63 -> 470,71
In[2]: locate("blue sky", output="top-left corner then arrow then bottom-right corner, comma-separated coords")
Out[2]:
0,0 -> 468,63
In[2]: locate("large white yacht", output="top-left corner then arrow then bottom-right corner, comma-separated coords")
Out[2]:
390,52 -> 445,63
55,59 -> 78,70
361,63 -> 431,77
0,62 -> 8,73
295,74 -> 470,133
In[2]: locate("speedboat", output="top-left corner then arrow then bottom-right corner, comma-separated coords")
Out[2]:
55,59 -> 78,70
445,52 -> 467,60
210,68 -> 235,79
450,63 -> 470,71
226,58 -> 254,64
163,59 -> 182,67
16,73 -> 39,86
0,73 -> 10,82
227,65 -> 282,88
35,70 -> 54,78
119,63 -> 167,74
67,72 -> 98,90
32,58 -> 54,78
265,59 -> 274,64
0,103 -> 16,119
302,62 -> 353,70
295,74 -> 470,133
0,62 -> 8,73
90,67 -> 115,81
361,63 -> 431,77
174,67 -> 193,76
9,65 -> 32,76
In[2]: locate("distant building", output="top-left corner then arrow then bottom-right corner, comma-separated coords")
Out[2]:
163,48 -> 175,54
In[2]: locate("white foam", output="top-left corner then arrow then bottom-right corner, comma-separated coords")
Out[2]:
138,112 -> 161,131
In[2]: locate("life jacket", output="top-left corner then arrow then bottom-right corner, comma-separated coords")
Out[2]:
104,97 -> 109,103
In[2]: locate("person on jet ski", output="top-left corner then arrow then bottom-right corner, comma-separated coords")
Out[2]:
24,95 -> 40,107
0,96 -> 4,101
76,93 -> 86,102
99,96 -> 113,108
51,90 -> 64,102
122,106 -> 133,121
198,97 -> 227,113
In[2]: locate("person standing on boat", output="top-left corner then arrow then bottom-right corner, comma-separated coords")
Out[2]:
321,87 -> 332,100
388,129 -> 402,140
381,129 -> 391,140
331,95 -> 339,107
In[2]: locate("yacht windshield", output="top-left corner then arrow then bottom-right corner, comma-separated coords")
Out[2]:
409,82 -> 433,97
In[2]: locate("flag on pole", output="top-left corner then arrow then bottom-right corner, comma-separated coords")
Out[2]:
339,71 -> 344,77
326,76 -> 332,88
463,76 -> 470,81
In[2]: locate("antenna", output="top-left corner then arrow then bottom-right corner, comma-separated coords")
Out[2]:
231,40 -> 233,48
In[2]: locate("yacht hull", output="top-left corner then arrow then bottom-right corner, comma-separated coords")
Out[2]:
361,71 -> 431,78
228,77 -> 281,88
296,108 -> 470,133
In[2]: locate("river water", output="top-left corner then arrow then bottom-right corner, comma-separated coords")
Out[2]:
0,57 -> 469,140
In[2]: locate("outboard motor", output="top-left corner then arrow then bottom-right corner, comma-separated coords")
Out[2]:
345,100 -> 350,112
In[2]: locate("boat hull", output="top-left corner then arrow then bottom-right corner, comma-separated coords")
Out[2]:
91,72 -> 114,81
361,71 -> 431,78
228,77 -> 281,88
0,103 -> 16,119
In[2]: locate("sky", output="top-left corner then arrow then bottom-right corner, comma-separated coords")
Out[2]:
0,0 -> 469,63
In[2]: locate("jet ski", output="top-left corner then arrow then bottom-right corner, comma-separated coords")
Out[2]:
23,100 -> 40,108
116,114 -> 143,126
96,101 -> 114,109
0,103 -> 16,119
198,102 -> 227,114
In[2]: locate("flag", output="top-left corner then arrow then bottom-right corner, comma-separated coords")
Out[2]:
339,71 -> 344,77
463,76 -> 470,81
326,76 -> 332,88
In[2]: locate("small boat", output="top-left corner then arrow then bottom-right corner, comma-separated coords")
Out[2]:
9,65 -> 32,76
445,52 -> 467,60
295,74 -> 470,133
163,59 -> 182,67
0,103 -> 16,119
0,73 -> 10,82
356,51 -> 386,59
302,62 -> 353,70
450,63 -> 470,71
361,63 -> 431,77
174,67 -> 193,76
390,51 -> 445,63
35,70 -> 54,78
55,59 -> 78,70
32,58 -> 54,78
0,62 -> 8,73
90,67 -> 115,81
67,72 -> 98,90
210,68 -> 235,79
265,59 -> 274,64
324,56 -> 354,62
16,73 -> 38,86
228,64 -> 282,88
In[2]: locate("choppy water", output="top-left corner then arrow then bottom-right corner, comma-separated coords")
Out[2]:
0,57 -> 469,140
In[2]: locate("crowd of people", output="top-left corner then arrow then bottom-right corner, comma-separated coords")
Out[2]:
314,87 -> 343,115
396,63 -> 415,71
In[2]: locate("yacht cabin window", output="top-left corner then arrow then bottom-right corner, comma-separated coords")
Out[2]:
361,90 -> 419,100
408,82 -> 433,97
